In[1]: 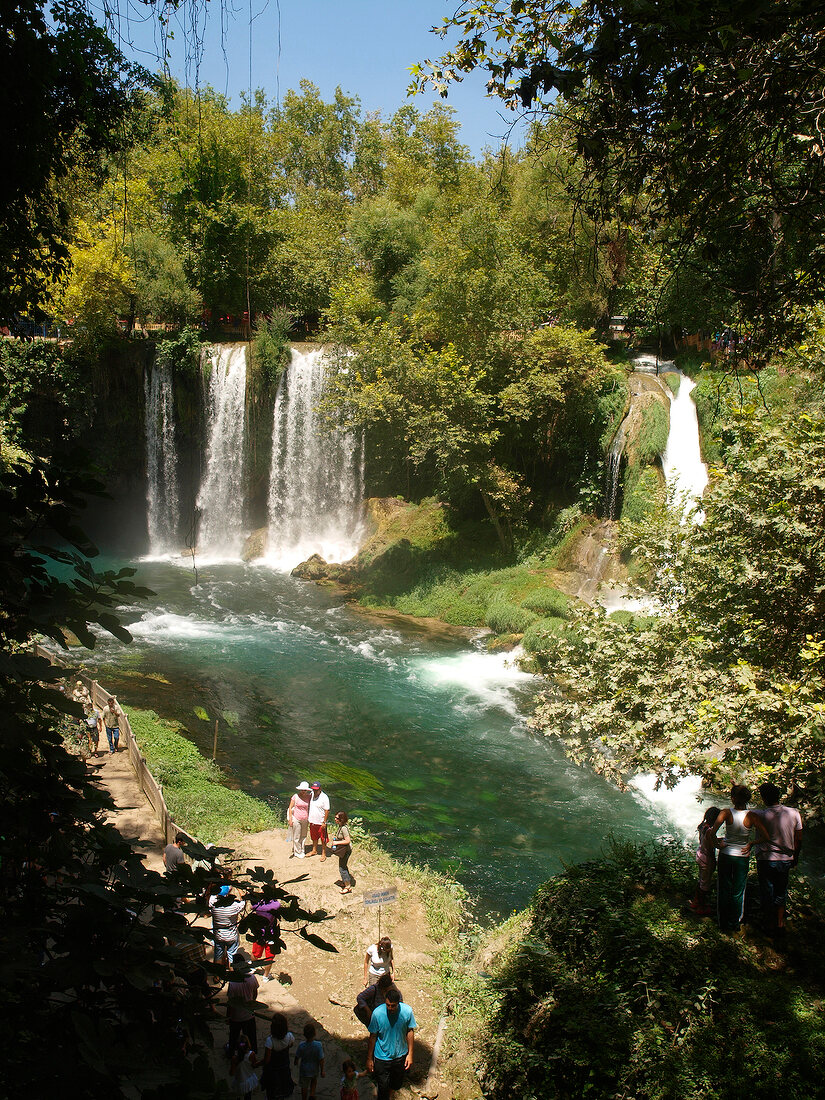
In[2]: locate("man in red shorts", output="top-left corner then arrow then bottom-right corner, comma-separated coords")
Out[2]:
308,781 -> 330,860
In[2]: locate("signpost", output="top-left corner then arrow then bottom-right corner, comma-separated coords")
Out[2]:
363,886 -> 398,939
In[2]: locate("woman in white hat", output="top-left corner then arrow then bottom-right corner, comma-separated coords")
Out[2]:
287,781 -> 312,858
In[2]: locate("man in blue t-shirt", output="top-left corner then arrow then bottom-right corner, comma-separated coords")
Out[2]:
367,986 -> 417,1100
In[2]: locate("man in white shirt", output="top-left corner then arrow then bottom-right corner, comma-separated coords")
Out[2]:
754,781 -> 803,939
308,782 -> 330,860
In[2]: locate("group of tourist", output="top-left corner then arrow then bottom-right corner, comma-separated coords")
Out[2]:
287,781 -> 355,894
70,679 -> 125,757
689,782 -> 803,938
215,929 -> 414,1100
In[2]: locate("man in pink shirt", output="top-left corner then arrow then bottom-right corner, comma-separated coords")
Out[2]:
754,782 -> 803,940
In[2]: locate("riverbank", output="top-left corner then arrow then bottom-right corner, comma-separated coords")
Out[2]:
118,705 -> 486,1099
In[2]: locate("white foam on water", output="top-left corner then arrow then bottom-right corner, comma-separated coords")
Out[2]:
411,648 -> 534,717
630,772 -> 707,840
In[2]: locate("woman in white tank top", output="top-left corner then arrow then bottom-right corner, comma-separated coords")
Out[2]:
713,785 -> 770,932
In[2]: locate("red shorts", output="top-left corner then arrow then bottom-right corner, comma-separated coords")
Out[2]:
309,823 -> 327,845
252,941 -> 274,961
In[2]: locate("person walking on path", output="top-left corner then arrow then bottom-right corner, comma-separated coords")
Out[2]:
354,972 -> 400,1029
261,1012 -> 295,1100
754,781 -> 803,939
250,895 -> 282,981
163,832 -> 188,878
210,883 -> 246,968
294,1022 -> 325,1100
226,951 -> 260,1053
364,936 -> 394,986
713,785 -> 770,933
84,700 -> 103,757
101,695 -> 124,754
340,1059 -> 360,1100
367,986 -> 417,1100
331,811 -> 353,893
307,782 -> 330,859
287,782 -> 312,859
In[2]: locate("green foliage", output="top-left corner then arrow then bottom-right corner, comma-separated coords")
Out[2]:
251,309 -> 293,385
128,708 -> 279,841
0,341 -> 89,455
418,0 -> 825,351
154,325 -> 206,376
662,371 -> 681,396
520,587 -> 569,618
621,464 -> 665,524
632,399 -> 669,466
530,376 -> 825,816
480,841 -> 825,1099
485,595 -> 537,636
521,615 -> 569,654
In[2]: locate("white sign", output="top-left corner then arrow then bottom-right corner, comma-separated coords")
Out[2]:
363,887 -> 398,907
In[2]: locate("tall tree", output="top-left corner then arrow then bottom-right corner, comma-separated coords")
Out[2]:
415,0 -> 825,349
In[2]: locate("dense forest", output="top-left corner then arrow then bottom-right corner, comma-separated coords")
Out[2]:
3,0 -> 825,1096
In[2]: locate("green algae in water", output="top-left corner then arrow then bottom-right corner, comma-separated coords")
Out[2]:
222,710 -> 240,729
387,776 -> 426,792
193,706 -> 209,721
322,762 -> 384,793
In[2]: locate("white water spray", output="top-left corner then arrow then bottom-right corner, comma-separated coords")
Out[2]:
144,363 -> 179,555
266,348 -> 365,570
196,344 -> 247,558
662,375 -> 708,521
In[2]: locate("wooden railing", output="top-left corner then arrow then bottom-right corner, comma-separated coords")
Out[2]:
34,643 -> 198,849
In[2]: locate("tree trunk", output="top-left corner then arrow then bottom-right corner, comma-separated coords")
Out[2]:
480,489 -> 510,553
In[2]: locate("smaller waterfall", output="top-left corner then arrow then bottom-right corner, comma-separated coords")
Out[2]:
266,348 -> 365,570
662,375 -> 708,521
604,422 -> 626,520
196,344 -> 247,558
144,363 -> 179,555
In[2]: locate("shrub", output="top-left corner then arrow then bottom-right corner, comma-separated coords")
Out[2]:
485,595 -> 537,635
521,616 -> 569,653
662,370 -> 681,395
521,587 -> 569,618
634,399 -> 669,465
480,841 -> 825,1100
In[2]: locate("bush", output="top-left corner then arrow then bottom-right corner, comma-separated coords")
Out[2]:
634,399 -> 670,465
621,465 -> 665,524
480,841 -> 825,1100
521,587 -> 569,618
521,615 -> 569,653
252,309 -> 293,385
485,595 -> 537,635
155,325 -> 205,376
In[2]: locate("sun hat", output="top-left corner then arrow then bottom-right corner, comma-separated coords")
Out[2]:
296,781 -> 311,791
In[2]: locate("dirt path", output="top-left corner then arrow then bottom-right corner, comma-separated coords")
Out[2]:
90,747 -> 457,1100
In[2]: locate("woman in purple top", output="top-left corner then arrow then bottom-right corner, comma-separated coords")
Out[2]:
250,896 -> 282,982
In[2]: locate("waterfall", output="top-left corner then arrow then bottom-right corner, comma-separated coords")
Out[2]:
604,422 -> 626,520
196,344 -> 247,558
662,375 -> 708,521
266,347 -> 365,570
144,363 -> 179,555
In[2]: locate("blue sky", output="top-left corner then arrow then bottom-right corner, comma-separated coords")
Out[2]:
107,0 -> 526,157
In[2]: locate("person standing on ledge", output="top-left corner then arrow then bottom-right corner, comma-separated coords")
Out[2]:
101,695 -> 124,755
287,782 -> 312,858
307,782 -> 330,859
163,832 -> 188,878
367,986 -> 416,1100
713,784 -> 770,933
754,781 -> 803,940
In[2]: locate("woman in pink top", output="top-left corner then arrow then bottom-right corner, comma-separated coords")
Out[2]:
713,784 -> 769,932
287,781 -> 312,858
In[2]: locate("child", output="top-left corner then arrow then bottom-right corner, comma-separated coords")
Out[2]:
340,1058 -> 359,1100
294,1021 -> 325,1100
688,805 -> 721,915
331,811 -> 354,894
230,1035 -> 259,1099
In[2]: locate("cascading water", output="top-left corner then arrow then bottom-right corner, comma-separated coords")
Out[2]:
195,344 -> 247,558
144,363 -> 179,555
266,348 -> 365,570
604,422 -> 626,520
662,374 -> 708,521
